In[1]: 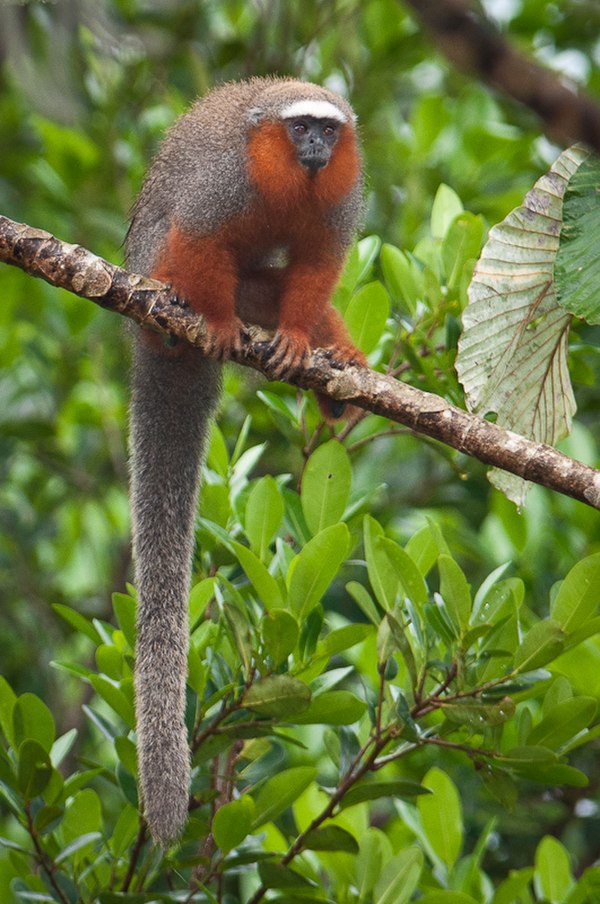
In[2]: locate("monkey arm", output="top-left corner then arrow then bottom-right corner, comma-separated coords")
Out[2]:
261,254 -> 352,377
151,224 -> 246,358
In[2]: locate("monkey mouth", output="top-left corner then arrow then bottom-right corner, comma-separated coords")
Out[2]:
299,154 -> 329,175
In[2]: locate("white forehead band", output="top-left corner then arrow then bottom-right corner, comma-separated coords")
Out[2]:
280,99 -> 348,123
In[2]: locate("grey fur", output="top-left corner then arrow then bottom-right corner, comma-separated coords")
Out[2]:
127,76 -> 361,846
129,341 -> 219,846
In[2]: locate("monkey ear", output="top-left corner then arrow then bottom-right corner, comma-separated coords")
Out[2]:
247,107 -> 265,125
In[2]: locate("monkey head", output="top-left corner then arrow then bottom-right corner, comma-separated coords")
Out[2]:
242,80 -> 362,209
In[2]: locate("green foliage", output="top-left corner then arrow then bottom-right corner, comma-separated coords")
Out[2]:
556,154 -> 600,323
2,442 -> 600,899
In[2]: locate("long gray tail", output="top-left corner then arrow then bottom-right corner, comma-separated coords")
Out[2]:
129,335 -> 220,846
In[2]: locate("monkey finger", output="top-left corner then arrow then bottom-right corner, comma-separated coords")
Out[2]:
264,333 -> 311,378
204,319 -> 246,360
323,345 -> 367,371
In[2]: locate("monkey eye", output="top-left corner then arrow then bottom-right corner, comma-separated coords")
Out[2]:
292,120 -> 308,134
322,123 -> 337,137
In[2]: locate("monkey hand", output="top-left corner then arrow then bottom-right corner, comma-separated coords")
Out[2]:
259,329 -> 312,378
204,316 -> 248,360
322,343 -> 368,372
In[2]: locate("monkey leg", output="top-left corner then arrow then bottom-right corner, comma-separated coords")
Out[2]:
261,257 -> 344,378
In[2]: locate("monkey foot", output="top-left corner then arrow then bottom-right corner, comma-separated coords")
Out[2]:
258,330 -> 311,378
204,317 -> 247,360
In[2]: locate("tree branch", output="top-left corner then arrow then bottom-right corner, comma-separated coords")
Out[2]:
403,0 -> 600,154
2,214 -> 600,509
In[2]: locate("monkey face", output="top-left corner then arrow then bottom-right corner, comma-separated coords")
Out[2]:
285,116 -> 341,174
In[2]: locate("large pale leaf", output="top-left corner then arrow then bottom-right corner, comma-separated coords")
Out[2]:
456,146 -> 588,505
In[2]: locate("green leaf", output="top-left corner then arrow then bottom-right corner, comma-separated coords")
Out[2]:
0,836 -> 32,855
418,767 -> 462,869
232,542 -> 282,610
472,576 -> 523,626
492,867 -> 535,904
212,796 -> 255,853
251,766 -> 317,828
377,612 -> 417,686
357,235 -> 382,280
527,697 -> 597,750
535,835 -> 574,903
110,805 -> 139,858
206,421 -> 229,475
555,153 -> 600,323
535,764 -> 589,787
257,389 -> 300,425
262,609 -> 299,666
380,539 -> 428,608
96,644 -> 123,680
374,846 -> 423,904
61,789 -> 102,843
345,281 -> 390,354
363,515 -> 398,611
89,676 -> 135,729
431,183 -> 464,239
405,523 -> 448,577
13,694 -> 56,752
52,604 -> 101,643
442,211 -> 484,291
438,554 -> 471,632
303,825 -> 358,853
513,620 -> 565,673
293,690 -> 367,725
425,601 -> 458,646
189,577 -> 216,630
419,894 -> 478,904
187,647 -> 207,697
17,740 -> 52,798
201,482 -> 231,527
499,745 -> 557,774
380,244 -> 423,315
340,780 -> 430,810
441,697 -> 515,729
224,603 -> 253,674
50,729 -> 77,768
346,581 -> 381,625
245,476 -> 284,559
115,736 -> 138,775
111,592 -> 136,648
320,623 -> 373,656
287,523 -> 350,620
244,675 -> 311,719
34,805 -> 64,834
0,676 -> 16,747
301,440 -> 352,535
551,553 -> 600,633
258,861 -> 312,890
477,615 -> 519,682
356,828 -> 393,900
232,440 -> 267,479
55,832 -> 102,864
